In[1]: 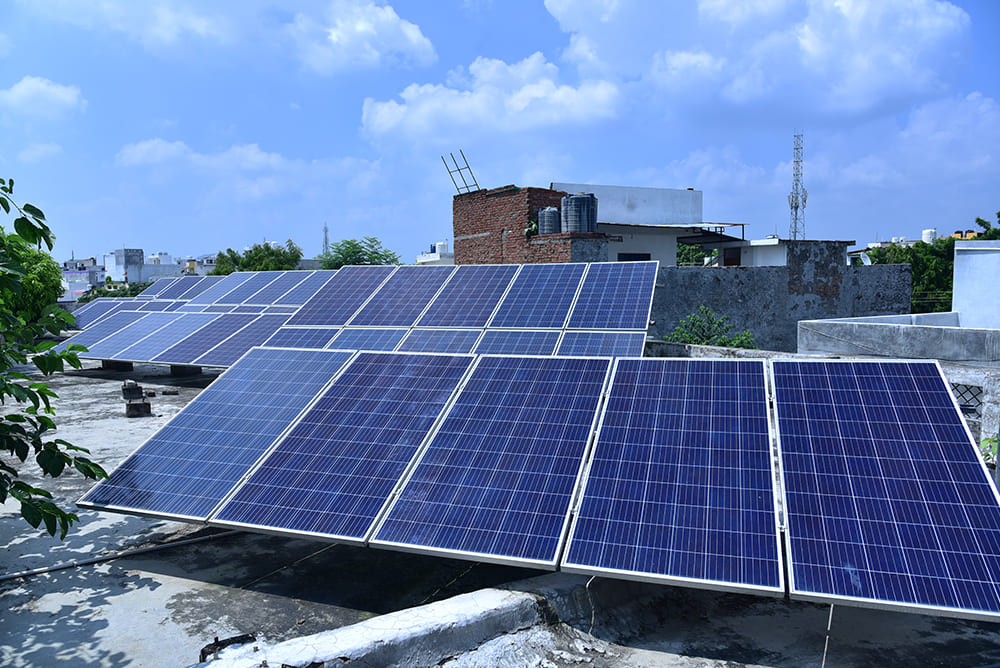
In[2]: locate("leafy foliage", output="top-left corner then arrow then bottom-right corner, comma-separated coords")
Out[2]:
318,236 -> 401,270
0,178 -> 107,538
867,212 -> 1000,313
75,281 -> 153,305
676,242 -> 716,266
0,234 -> 64,322
210,240 -> 304,275
664,305 -> 756,348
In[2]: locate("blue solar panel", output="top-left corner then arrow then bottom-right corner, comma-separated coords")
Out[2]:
70,299 -> 121,329
212,352 -> 474,541
231,305 -> 265,314
176,275 -> 224,300
58,311 -> 149,353
194,314 -> 290,367
274,270 -> 337,306
153,313 -> 257,364
176,304 -> 210,312
137,301 -> 178,312
115,313 -> 222,361
263,306 -> 298,314
202,304 -> 236,313
215,271 -> 285,304
263,327 -> 339,349
373,356 -> 610,567
286,265 -> 394,326
81,312 -> 185,359
78,348 -> 356,519
562,359 -> 782,593
188,273 -> 254,305
489,263 -> 586,328
416,264 -> 518,327
473,330 -> 560,356
557,331 -> 646,357
242,271 -> 311,304
327,328 -> 408,352
773,360 -> 1000,620
157,276 -> 206,300
567,261 -> 658,330
397,329 -> 482,354
349,265 -> 455,327
139,278 -> 178,298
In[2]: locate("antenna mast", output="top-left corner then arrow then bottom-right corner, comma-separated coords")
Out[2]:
441,150 -> 481,194
788,133 -> 807,240
322,223 -> 330,255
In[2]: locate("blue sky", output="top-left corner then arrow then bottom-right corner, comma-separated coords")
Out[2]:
2,0 -> 998,263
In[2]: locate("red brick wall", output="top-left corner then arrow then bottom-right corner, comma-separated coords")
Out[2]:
453,185 -> 608,264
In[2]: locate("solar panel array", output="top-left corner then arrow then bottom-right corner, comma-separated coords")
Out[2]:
63,262 -> 657,366
79,347 -> 1000,621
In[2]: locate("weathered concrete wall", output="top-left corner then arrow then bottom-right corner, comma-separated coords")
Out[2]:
649,243 -> 910,352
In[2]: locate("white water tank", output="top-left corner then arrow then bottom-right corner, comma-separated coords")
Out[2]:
435,241 -> 449,254
922,228 -> 936,244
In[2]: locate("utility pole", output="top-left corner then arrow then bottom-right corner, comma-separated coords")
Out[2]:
788,133 -> 807,240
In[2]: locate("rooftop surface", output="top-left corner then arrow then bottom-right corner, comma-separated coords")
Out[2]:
2,360 -> 1000,667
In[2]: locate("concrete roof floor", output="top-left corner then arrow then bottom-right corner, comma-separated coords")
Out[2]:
2,360 -> 999,667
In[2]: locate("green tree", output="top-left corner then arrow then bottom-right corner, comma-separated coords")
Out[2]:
0,178 -> 106,538
0,238 -> 64,322
318,236 -> 401,270
676,242 -> 715,266
664,305 -> 756,348
76,281 -> 153,305
210,240 -> 304,275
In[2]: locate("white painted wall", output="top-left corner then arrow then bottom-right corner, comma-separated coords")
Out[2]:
953,240 -> 1000,328
552,183 -> 702,225
739,239 -> 788,266
597,223 -> 679,265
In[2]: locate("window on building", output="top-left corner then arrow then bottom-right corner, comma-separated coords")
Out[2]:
618,252 -> 652,262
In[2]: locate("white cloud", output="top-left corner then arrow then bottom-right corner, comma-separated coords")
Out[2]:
17,142 -> 62,163
362,52 -> 618,141
0,76 -> 86,119
116,138 -> 191,166
698,0 -> 791,25
287,0 -> 435,75
651,50 -> 726,88
18,0 -> 227,47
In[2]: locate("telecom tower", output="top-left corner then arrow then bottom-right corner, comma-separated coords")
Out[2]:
322,223 -> 329,255
788,133 -> 807,240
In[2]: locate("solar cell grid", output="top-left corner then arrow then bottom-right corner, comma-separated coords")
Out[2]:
188,272 -> 254,305
78,347 -> 356,519
215,271 -> 285,304
157,275 -> 205,300
473,330 -> 560,356
70,299 -> 121,329
194,314 -> 290,367
373,355 -> 611,567
397,329 -> 482,354
416,264 -> 518,327
58,311 -> 149,353
263,327 -> 339,349
326,328 -> 408,352
139,278 -> 178,297
557,331 -> 646,357
115,313 -> 222,362
153,313 -> 255,364
81,312 -> 185,359
176,275 -> 224,300
774,360 -> 1000,620
212,352 -> 474,541
243,271 -> 310,304
562,359 -> 782,593
286,265 -> 394,326
137,301 -> 177,312
349,265 -> 455,327
274,270 -> 337,306
488,263 -> 586,329
568,261 -> 658,330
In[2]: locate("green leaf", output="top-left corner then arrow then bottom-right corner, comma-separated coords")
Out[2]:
20,500 -> 42,528
22,203 -> 45,221
13,216 -> 39,245
37,447 -> 66,477
0,197 -> 9,214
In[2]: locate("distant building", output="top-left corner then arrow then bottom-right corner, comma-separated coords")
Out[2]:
416,241 -> 454,266
103,248 -> 183,283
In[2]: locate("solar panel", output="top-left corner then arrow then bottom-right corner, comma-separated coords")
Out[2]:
176,275 -> 224,300
263,327 -> 339,349
397,329 -> 482,354
78,347 -> 356,520
215,271 -> 285,304
157,275 -> 206,300
263,306 -> 298,314
194,314 -> 290,367
136,301 -> 178,312
286,265 -> 394,326
567,261 -> 658,330
202,304 -> 236,313
326,328 -> 408,352
773,360 -> 1000,621
58,311 -> 149,353
473,330 -> 560,356
488,263 -> 586,328
153,313 -> 256,364
372,355 -> 611,568
274,270 -> 337,306
557,331 -> 647,357
139,278 -> 178,298
562,359 -> 783,594
176,304 -> 209,312
231,305 -> 265,314
212,352 -> 474,541
70,299 -> 121,329
114,313 -> 223,362
416,264 -> 518,327
188,272 -> 254,305
242,271 -> 311,304
348,265 -> 455,327
80,312 -> 185,359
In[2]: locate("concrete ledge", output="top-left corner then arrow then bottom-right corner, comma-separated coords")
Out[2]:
198,588 -> 544,667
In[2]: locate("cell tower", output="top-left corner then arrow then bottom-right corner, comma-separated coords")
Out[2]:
322,223 -> 330,255
788,133 -> 807,240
